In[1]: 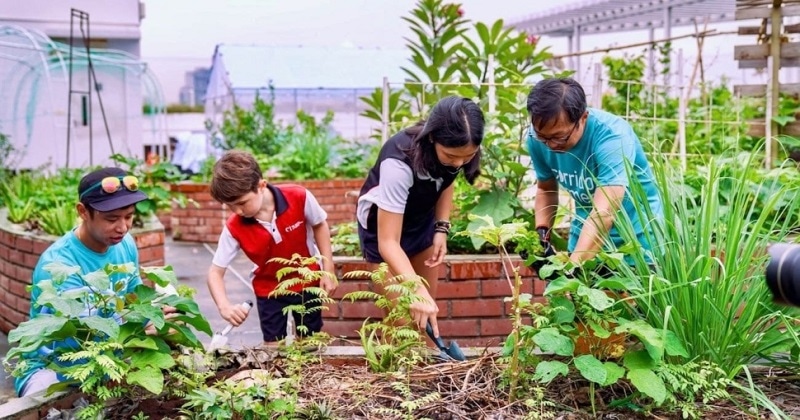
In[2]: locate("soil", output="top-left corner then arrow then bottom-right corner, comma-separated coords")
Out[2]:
60,349 -> 800,419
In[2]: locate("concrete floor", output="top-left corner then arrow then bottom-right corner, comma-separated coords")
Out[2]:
0,235 -> 266,404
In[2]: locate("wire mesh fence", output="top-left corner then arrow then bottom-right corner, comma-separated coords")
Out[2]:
375,71 -> 768,169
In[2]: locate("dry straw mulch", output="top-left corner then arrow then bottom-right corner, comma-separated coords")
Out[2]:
226,348 -> 800,419
102,347 -> 800,419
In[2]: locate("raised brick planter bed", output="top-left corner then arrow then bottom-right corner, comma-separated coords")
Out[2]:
171,179 -> 363,243
0,209 -> 165,334
325,255 -> 546,347
170,180 -> 552,345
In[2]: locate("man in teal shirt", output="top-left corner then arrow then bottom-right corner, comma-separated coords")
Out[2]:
526,77 -> 663,268
15,167 -> 148,397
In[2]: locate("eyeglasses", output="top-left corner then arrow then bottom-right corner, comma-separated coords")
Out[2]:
533,121 -> 580,146
80,175 -> 140,199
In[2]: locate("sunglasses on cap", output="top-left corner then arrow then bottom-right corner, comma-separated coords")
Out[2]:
79,175 -> 140,199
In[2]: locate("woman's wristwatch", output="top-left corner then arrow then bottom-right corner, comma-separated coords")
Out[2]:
434,220 -> 451,234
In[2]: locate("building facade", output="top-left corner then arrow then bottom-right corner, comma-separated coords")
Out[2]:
0,0 -> 157,171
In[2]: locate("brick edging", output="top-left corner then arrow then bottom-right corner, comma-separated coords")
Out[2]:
325,256 -> 547,347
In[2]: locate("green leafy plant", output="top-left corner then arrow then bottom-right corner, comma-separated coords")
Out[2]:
166,348 -> 215,400
272,111 -> 376,180
399,0 -> 468,109
331,222 -> 361,256
359,88 -> 413,142
179,373 -> 296,419
36,202 -> 78,236
0,193 -> 35,224
360,0 -> 559,252
270,253 -> 336,343
460,214 -> 534,400
216,90 -> 285,155
0,172 -> 37,223
342,264 -> 428,373
652,361 -> 731,419
462,214 -> 693,414
4,263 -> 212,419
295,400 -> 336,420
216,95 -> 375,181
601,53 -> 759,157
619,150 -> 800,377
0,169 -> 85,233
374,378 -> 441,420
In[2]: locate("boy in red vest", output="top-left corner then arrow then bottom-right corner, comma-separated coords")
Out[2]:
207,150 -> 337,345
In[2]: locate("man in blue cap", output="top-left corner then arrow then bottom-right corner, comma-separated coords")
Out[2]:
15,167 -> 149,397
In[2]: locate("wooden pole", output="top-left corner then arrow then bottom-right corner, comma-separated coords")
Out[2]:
381,77 -> 389,144
767,0 -> 782,168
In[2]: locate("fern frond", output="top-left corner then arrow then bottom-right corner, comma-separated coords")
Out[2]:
392,328 -> 422,341
382,284 -> 414,297
415,391 -> 441,407
391,380 -> 412,398
282,304 -> 305,315
270,257 -> 295,266
342,270 -> 375,280
278,278 -> 305,290
343,291 -> 382,301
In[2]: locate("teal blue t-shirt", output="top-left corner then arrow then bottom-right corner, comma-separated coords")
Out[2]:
527,108 -> 663,254
14,230 -> 141,396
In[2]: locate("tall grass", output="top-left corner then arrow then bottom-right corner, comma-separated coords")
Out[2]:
618,151 -> 800,376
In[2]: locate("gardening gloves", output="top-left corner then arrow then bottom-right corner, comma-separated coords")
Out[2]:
521,226 -> 559,281
536,226 -> 556,259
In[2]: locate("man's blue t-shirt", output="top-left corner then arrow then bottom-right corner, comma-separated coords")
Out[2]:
527,108 -> 664,254
14,231 -> 141,396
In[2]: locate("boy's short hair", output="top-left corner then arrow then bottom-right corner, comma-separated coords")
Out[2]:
210,151 -> 263,203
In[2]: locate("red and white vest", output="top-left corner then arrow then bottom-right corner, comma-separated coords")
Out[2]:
226,184 -> 321,297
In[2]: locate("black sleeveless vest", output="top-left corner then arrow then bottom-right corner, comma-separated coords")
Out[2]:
359,131 -> 458,232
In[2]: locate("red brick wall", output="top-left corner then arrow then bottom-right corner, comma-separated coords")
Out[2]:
157,210 -> 172,232
283,179 -> 362,227
170,183 -> 226,243
324,256 -> 547,348
0,213 -> 165,334
171,179 -> 363,243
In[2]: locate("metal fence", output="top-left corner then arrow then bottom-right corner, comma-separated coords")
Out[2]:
375,65 -> 766,169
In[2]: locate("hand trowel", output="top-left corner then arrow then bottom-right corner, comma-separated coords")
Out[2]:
207,300 -> 253,352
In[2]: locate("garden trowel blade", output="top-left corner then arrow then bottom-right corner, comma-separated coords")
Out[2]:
425,321 -> 466,361
446,340 -> 466,361
206,300 -> 253,353
207,324 -> 234,352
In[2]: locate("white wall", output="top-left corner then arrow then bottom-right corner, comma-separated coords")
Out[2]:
7,63 -> 145,170
0,0 -> 146,171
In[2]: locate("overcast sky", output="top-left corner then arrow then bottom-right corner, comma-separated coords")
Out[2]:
139,0 -> 596,102
139,0 -> 747,104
